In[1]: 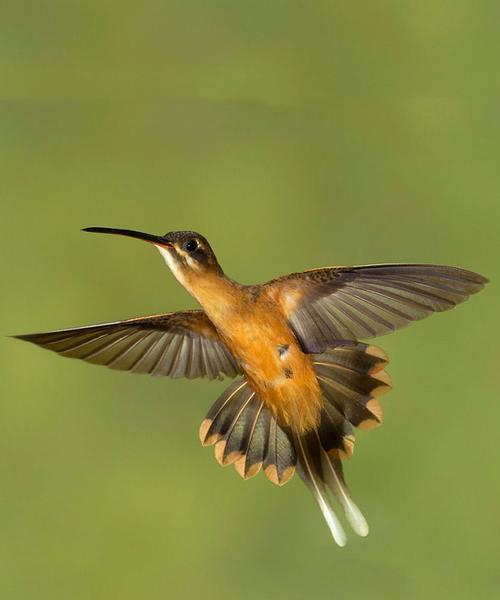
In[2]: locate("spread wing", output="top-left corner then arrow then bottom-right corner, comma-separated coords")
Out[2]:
263,264 -> 487,353
15,310 -> 241,379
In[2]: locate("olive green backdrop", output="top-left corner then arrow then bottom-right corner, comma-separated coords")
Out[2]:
1,2 -> 499,599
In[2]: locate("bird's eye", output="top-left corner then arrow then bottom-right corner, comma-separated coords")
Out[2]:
184,239 -> 198,253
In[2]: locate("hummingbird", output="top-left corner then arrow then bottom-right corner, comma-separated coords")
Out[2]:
15,227 -> 488,546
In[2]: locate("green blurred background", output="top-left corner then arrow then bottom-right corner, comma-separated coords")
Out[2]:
1,1 -> 499,598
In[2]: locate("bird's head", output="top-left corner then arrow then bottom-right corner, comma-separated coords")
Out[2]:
83,227 -> 223,288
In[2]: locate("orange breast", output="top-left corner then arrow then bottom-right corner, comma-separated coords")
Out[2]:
207,292 -> 323,433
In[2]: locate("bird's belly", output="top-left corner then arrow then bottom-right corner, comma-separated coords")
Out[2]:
223,317 -> 323,433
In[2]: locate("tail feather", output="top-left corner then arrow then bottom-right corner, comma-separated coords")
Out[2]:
199,341 -> 390,545
201,378 -> 296,484
318,441 -> 369,537
214,389 -> 257,466
234,401 -> 270,479
199,379 -> 250,446
313,342 -> 391,434
295,432 -> 347,546
263,418 -> 296,485
318,342 -> 388,374
220,395 -> 260,468
317,402 -> 354,459
318,373 -> 385,430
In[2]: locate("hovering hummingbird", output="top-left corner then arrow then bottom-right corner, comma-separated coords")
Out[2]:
15,228 -> 488,546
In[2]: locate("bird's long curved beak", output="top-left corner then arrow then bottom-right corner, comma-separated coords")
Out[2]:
82,227 -> 172,247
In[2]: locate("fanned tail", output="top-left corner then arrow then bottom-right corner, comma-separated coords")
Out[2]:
199,341 -> 390,545
199,378 -> 297,485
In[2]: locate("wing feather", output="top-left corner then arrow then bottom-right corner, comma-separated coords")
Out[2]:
15,310 -> 241,380
264,264 -> 487,351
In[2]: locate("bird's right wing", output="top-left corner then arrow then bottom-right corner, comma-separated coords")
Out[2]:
15,310 -> 242,380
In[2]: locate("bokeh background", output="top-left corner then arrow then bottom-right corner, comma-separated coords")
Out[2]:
1,2 -> 499,599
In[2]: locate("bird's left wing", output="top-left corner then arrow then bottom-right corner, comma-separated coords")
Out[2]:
15,310 -> 241,379
263,264 -> 487,352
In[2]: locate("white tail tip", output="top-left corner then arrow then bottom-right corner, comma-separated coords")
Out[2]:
345,502 -> 369,537
318,496 -> 347,547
